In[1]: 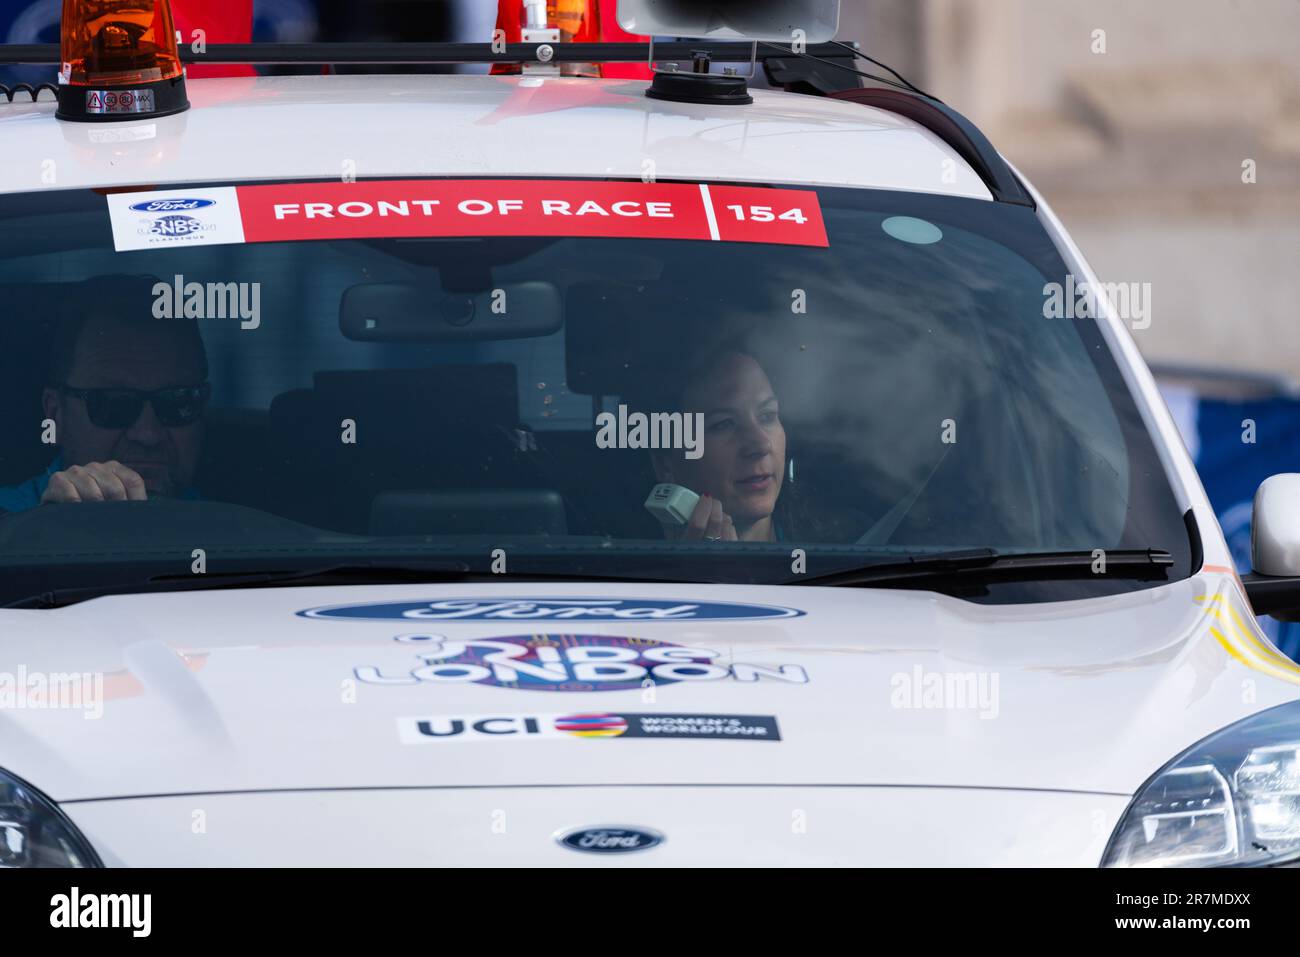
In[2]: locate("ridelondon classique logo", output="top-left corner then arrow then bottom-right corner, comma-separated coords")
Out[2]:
355,633 -> 809,692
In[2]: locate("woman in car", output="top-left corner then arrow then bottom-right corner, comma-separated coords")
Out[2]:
633,346 -> 814,543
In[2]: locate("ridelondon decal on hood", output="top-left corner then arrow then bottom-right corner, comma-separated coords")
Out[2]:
304,597 -> 804,622
355,634 -> 809,692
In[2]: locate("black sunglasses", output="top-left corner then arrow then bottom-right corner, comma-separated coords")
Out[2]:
58,384 -> 210,429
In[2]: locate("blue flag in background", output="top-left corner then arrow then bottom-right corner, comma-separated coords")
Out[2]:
1163,385 -> 1300,661
0,0 -> 59,88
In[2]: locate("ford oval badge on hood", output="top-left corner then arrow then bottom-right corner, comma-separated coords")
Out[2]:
299,597 -> 803,621
557,826 -> 665,854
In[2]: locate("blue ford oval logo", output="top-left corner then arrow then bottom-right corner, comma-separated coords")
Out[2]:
130,197 -> 216,213
300,597 -> 804,622
557,826 -> 664,854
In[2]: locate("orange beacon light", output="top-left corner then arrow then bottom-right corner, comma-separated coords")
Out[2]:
56,0 -> 190,122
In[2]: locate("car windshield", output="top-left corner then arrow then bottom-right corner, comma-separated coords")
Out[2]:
0,178 -> 1191,603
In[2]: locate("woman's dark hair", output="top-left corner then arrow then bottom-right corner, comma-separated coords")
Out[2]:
621,343 -> 757,420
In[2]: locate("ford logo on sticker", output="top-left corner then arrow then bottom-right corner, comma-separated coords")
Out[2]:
129,197 -> 216,213
557,826 -> 664,854
300,598 -> 804,622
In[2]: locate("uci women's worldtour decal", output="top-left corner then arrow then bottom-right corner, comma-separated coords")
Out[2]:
397,712 -> 782,742
301,597 -> 805,622
355,634 -> 810,691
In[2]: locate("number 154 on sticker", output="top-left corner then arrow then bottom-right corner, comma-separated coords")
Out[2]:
725,204 -> 809,224
707,185 -> 826,247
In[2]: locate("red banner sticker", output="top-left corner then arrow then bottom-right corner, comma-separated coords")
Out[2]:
707,185 -> 828,247
233,179 -> 828,248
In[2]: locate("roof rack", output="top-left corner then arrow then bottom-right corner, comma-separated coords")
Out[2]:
2,38 -> 1025,197
0,41 -> 851,67
829,88 -> 1035,208
1,82 -> 57,103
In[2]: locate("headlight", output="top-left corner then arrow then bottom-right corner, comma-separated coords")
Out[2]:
1104,700 -> 1300,867
0,768 -> 100,868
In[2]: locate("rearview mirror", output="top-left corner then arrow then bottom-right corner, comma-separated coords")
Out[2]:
1242,474 -> 1300,617
340,281 -> 561,341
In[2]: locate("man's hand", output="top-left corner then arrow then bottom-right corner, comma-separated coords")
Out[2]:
669,493 -> 737,541
41,461 -> 148,504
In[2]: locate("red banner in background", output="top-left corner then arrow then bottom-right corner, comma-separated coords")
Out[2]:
162,2 -> 651,81
596,0 -> 653,80
171,0 -> 255,79
492,0 -> 652,79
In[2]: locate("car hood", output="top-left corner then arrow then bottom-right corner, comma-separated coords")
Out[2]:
2,574 -> 1298,802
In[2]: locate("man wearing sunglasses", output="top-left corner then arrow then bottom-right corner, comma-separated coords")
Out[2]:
0,276 -> 208,511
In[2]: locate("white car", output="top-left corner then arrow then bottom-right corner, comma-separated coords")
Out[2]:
3,0 -> 1300,868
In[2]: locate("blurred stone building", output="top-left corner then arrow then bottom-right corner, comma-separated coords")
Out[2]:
839,0 -> 1300,379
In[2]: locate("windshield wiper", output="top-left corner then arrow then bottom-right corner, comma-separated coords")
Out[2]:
5,548 -> 1177,609
5,560 -> 653,609
6,561 -> 474,609
792,548 -> 1174,588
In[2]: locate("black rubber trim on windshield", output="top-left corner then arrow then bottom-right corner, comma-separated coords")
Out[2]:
1184,508 -> 1204,576
829,88 -> 1036,208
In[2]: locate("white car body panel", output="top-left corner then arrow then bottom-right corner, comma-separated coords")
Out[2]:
69,788 -> 1129,867
0,75 -> 992,199
5,577 -> 1294,801
1,73 -> 1297,866
3,575 -> 1299,865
